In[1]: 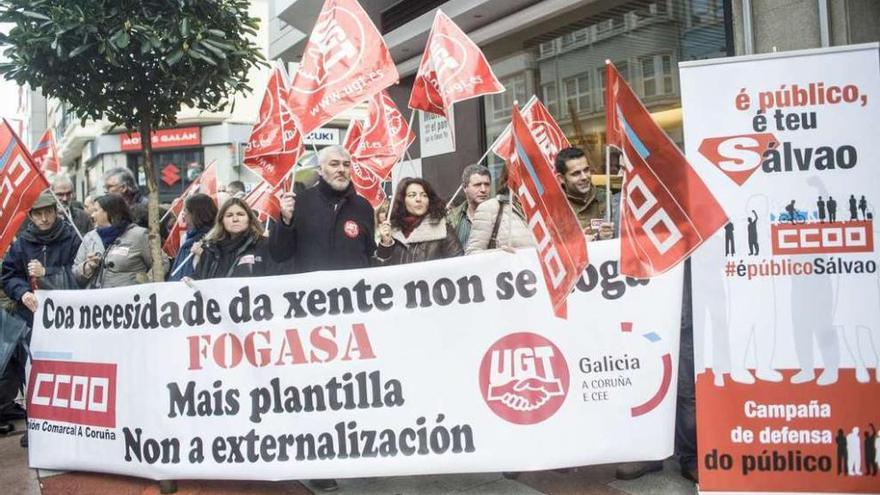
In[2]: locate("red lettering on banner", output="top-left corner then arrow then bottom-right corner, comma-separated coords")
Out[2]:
186,323 -> 376,370
771,221 -> 874,255
120,127 -> 201,152
27,360 -> 117,428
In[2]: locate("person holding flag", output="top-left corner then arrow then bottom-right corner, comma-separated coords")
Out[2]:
554,147 -> 615,241
1,189 -> 81,448
72,195 -> 167,289
374,177 -> 463,265
167,194 -> 217,281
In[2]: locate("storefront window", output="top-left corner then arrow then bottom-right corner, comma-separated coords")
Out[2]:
483,0 -> 729,171
130,149 -> 205,203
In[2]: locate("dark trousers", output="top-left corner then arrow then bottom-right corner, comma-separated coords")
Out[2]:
0,345 -> 26,416
675,260 -> 697,472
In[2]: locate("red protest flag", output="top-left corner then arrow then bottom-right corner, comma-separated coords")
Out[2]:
288,0 -> 398,136
342,119 -> 364,157
245,64 -> 303,187
509,106 -> 588,318
31,129 -> 60,175
350,160 -> 386,208
0,120 -> 51,256
492,95 -> 570,168
605,62 -> 727,278
162,162 -> 219,257
342,119 -> 387,208
358,91 -> 415,178
409,9 -> 504,117
245,174 -> 293,223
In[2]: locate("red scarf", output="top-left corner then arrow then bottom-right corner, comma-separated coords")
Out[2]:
400,215 -> 424,238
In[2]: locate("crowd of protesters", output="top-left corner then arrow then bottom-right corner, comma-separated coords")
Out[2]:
0,144 -> 696,490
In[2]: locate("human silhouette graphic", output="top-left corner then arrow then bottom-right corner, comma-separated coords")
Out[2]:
867,424 -> 878,476
860,195 -> 868,220
849,426 -> 863,476
828,196 -> 838,223
785,200 -> 797,224
837,428 -> 849,475
747,210 -> 759,255
693,232 -> 731,387
849,195 -> 858,221
817,196 -> 827,223
724,222 -> 735,256
792,177 -> 840,385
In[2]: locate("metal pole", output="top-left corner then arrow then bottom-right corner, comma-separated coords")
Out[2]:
742,0 -> 755,55
604,145 -> 611,223
817,0 -> 830,47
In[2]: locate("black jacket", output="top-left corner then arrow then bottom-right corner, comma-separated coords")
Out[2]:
1,220 -> 81,324
269,179 -> 376,273
374,218 -> 463,266
193,235 -> 274,280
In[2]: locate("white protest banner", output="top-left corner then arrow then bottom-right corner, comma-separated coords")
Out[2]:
28,241 -> 681,480
681,43 -> 880,494
419,109 -> 455,158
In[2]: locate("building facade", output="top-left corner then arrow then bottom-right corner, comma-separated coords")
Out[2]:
271,0 -> 879,198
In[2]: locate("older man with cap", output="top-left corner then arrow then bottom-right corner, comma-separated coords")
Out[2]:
1,189 -> 81,447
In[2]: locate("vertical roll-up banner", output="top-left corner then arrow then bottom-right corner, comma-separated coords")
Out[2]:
681,43 -> 880,494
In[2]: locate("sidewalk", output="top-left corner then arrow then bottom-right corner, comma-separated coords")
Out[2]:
1,418 -> 695,495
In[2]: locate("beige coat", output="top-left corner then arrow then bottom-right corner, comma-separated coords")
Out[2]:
73,224 -> 167,288
465,196 -> 535,253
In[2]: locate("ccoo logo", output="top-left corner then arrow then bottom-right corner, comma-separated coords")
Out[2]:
294,6 -> 366,93
698,133 -> 777,186
479,332 -> 569,425
27,360 -> 117,428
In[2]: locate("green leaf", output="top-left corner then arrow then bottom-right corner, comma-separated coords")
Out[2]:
167,50 -> 184,65
20,11 -> 51,21
181,18 -> 189,37
69,43 -> 94,58
112,30 -> 130,49
207,29 -> 226,38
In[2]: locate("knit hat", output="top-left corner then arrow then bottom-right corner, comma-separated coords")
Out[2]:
30,189 -> 57,211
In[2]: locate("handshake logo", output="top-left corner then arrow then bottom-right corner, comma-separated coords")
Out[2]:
479,332 -> 569,425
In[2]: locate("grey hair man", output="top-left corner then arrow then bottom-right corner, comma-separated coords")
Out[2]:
269,144 -> 375,276
51,175 -> 93,235
103,167 -> 149,227
446,164 -> 491,246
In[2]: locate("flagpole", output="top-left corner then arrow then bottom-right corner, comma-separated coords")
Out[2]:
390,111 -> 418,202
170,252 -> 195,278
605,145 -> 611,223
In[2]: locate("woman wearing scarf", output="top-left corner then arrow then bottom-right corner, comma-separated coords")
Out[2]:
73,194 -> 166,288
167,194 -> 217,281
374,178 -> 463,266
192,198 -> 272,279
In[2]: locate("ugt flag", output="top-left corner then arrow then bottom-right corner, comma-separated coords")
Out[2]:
492,95 -> 570,168
244,63 -> 303,187
606,62 -> 727,278
288,0 -> 398,136
357,91 -> 415,179
0,120 -> 51,256
343,120 -> 387,208
510,106 -> 587,318
245,174 -> 293,224
409,9 -> 504,117
32,129 -> 60,175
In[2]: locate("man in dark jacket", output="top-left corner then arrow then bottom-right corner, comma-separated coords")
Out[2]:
52,175 -> 93,236
267,145 -> 373,492
0,189 -> 81,446
270,145 -> 376,275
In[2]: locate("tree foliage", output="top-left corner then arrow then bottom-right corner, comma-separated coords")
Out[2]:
0,0 -> 266,130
